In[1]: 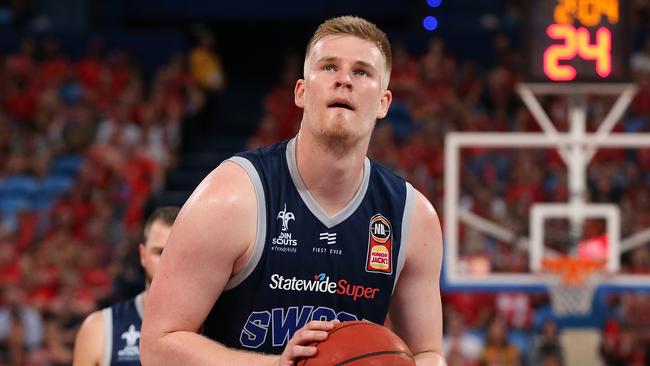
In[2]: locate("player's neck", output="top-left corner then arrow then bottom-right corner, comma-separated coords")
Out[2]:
295,130 -> 367,216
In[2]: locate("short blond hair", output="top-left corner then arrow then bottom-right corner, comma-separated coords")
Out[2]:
304,16 -> 392,89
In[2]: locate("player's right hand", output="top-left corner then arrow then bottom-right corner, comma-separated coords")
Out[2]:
277,320 -> 339,366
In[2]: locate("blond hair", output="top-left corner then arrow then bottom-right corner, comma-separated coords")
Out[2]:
304,16 -> 392,89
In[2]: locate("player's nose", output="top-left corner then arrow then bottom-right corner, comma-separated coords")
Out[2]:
334,71 -> 353,89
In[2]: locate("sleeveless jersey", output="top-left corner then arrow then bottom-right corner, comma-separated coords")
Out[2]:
202,138 -> 415,354
101,293 -> 144,366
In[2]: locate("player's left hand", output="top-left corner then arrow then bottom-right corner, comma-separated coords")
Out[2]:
277,320 -> 340,366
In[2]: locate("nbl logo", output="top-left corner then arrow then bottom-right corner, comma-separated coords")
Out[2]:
371,219 -> 390,243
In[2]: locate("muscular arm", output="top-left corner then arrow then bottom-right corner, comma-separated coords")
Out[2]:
140,161 -> 333,366
140,161 -> 275,365
73,311 -> 103,366
389,190 -> 446,366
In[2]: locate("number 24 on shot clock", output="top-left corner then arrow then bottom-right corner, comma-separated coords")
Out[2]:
526,0 -> 630,83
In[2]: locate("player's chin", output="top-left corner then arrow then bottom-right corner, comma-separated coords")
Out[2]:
318,122 -> 356,144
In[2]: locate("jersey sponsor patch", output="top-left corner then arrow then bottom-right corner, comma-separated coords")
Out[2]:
268,273 -> 380,301
271,204 -> 299,253
366,214 -> 393,274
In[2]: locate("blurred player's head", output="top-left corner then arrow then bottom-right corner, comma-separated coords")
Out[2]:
295,16 -> 392,150
139,206 -> 180,287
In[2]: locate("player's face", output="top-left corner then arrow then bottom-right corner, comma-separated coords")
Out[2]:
139,221 -> 172,286
295,35 -> 392,147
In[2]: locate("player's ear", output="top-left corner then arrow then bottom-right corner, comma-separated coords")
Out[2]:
139,243 -> 146,267
295,79 -> 306,108
377,89 -> 392,119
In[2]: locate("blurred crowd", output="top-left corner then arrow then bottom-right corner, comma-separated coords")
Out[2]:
0,34 -> 212,365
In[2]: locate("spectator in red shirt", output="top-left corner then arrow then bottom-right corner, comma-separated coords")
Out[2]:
5,37 -> 36,80
264,54 -> 303,140
389,42 -> 420,103
5,78 -> 37,123
38,38 -> 69,87
75,38 -> 104,91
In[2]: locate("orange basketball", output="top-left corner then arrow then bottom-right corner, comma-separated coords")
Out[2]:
297,320 -> 415,366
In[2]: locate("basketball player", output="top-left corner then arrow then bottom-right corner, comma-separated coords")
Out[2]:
141,16 -> 445,366
73,206 -> 180,366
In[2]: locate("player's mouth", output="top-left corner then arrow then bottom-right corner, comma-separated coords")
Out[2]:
328,98 -> 355,111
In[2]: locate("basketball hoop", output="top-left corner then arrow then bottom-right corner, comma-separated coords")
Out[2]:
541,256 -> 606,316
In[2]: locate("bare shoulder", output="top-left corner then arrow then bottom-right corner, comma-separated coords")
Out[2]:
412,188 -> 439,221
177,159 -> 257,248
73,310 -> 104,366
188,160 -> 256,209
79,310 -> 104,332
409,188 -> 442,249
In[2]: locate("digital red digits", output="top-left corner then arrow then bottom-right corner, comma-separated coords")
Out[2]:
544,24 -> 578,81
543,24 -> 612,81
577,26 -> 611,77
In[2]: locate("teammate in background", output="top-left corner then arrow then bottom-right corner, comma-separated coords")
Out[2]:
142,16 -> 445,366
73,206 -> 180,366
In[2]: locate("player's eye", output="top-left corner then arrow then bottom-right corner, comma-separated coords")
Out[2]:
324,64 -> 336,71
354,69 -> 368,76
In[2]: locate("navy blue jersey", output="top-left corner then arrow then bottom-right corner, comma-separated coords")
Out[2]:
101,293 -> 143,366
202,138 -> 415,354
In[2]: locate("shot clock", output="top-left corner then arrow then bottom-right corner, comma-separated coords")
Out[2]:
526,0 -> 630,82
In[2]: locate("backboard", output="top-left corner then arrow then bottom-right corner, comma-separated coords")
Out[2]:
443,83 -> 650,298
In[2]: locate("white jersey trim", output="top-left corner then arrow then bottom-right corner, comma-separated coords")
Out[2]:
393,182 -> 415,294
102,307 -> 112,366
286,137 -> 370,229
